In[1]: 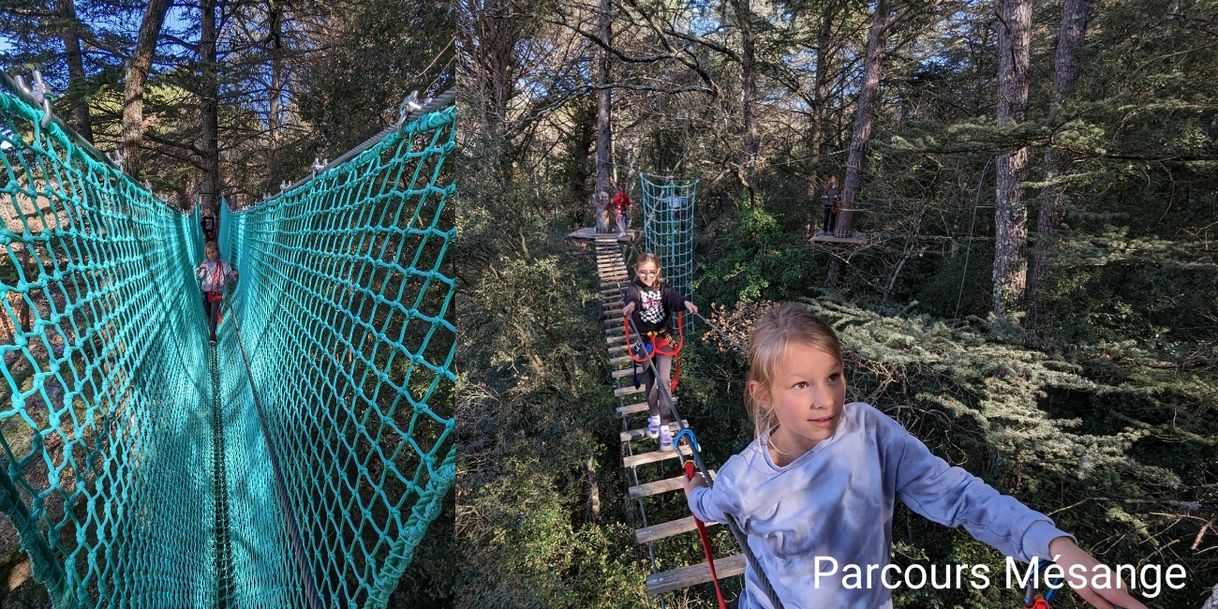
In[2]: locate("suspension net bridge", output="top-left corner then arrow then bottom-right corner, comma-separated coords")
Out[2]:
0,75 -> 456,608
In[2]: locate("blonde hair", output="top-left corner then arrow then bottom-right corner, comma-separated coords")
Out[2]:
746,302 -> 843,439
204,241 -> 219,257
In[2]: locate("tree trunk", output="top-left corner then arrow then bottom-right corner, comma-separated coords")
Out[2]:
735,0 -> 759,207
199,0 -> 221,214
827,0 -> 890,286
806,8 -> 834,201
1029,0 -> 1088,310
267,0 -> 285,181
835,0 -> 889,239
992,0 -> 1032,319
57,0 -> 94,143
594,0 -> 613,232
121,0 -> 172,180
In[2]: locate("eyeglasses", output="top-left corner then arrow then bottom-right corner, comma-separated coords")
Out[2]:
637,270 -> 658,276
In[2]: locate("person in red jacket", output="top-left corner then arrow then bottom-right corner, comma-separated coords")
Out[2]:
612,188 -> 632,237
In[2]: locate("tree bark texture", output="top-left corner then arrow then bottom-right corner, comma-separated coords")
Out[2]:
57,0 -> 94,144
836,0 -> 890,239
735,0 -> 759,207
121,0 -> 172,179
267,0 -> 285,181
1029,0 -> 1089,306
199,0 -> 221,215
806,8 -> 835,201
827,0 -> 890,287
992,0 -> 1031,318
594,0 -> 614,232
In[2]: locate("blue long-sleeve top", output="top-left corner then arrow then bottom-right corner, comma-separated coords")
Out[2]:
687,402 -> 1072,609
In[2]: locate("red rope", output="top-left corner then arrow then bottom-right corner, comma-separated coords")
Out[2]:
623,311 -> 685,362
1025,596 -> 1052,609
684,460 -> 728,609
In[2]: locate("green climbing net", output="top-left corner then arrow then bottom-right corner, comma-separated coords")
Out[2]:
0,72 -> 457,609
639,173 -> 696,302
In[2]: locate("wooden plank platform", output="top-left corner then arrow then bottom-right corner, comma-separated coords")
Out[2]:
647,554 -> 746,596
809,231 -> 867,245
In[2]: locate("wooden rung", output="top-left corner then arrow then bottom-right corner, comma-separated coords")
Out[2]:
610,366 -> 634,379
623,443 -> 691,468
613,384 -> 644,397
617,401 -> 650,416
635,515 -> 720,544
607,345 -> 628,355
627,468 -> 715,499
646,554 -> 746,596
619,420 -> 687,443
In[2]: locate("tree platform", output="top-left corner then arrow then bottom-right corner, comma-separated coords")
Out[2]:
809,231 -> 867,245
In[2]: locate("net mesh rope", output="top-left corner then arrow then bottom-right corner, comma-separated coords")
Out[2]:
0,75 -> 457,609
639,173 -> 696,301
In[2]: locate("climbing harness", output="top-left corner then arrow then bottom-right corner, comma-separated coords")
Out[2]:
624,311 -> 685,392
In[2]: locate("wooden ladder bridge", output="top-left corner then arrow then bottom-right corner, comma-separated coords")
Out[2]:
590,235 -> 746,599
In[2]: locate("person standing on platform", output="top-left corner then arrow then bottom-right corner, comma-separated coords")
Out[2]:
820,176 -> 841,236
612,188 -> 632,238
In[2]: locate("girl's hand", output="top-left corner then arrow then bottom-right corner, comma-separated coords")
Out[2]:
684,301 -> 698,315
622,302 -> 636,317
1048,537 -> 1148,609
681,471 -> 708,497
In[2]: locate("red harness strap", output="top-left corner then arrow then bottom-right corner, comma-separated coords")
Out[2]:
205,290 -> 223,323
623,312 -> 686,391
685,460 -> 728,609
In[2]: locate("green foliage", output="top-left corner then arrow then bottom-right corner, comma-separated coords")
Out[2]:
699,204 -> 815,304
455,159 -> 653,606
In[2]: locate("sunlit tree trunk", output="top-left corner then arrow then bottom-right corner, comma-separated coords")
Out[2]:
1029,0 -> 1089,313
57,0 -> 94,143
121,0 -> 171,179
594,0 -> 614,232
992,0 -> 1031,319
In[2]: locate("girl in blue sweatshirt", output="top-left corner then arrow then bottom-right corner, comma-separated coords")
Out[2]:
683,302 -> 1147,609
